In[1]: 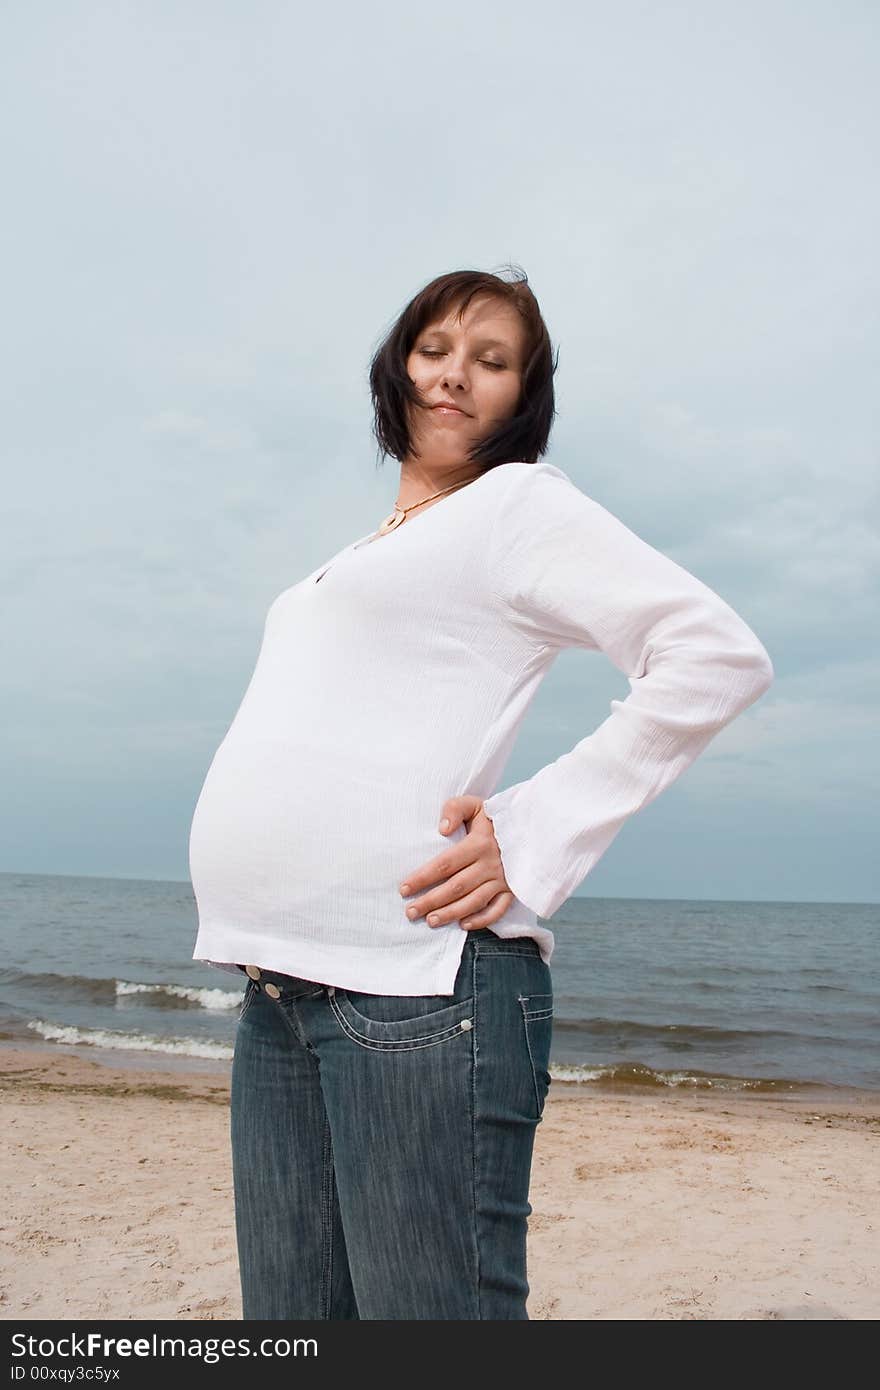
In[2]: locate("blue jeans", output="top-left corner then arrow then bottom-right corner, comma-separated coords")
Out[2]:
229,931 -> 554,1320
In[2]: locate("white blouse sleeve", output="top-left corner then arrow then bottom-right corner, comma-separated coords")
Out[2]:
480,467 -> 775,920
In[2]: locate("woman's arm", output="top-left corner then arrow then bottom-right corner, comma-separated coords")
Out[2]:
480,465 -> 775,920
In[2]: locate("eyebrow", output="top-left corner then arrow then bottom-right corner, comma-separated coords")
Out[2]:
419,331 -> 512,351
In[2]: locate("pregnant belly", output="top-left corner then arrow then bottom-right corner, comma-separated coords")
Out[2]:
188,734 -> 463,925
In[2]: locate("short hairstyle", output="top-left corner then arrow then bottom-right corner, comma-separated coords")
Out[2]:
368,264 -> 558,472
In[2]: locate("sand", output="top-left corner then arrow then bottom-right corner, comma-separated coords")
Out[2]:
1,1042 -> 877,1321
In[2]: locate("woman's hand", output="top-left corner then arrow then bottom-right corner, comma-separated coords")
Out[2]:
398,795 -> 515,932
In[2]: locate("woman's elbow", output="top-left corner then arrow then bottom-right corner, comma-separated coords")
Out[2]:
720,639 -> 774,715
704,632 -> 775,718
748,641 -> 775,694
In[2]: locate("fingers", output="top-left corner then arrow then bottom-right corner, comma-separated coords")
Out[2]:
403,876 -> 505,929
460,891 -> 514,931
398,846 -> 470,902
399,830 -> 501,906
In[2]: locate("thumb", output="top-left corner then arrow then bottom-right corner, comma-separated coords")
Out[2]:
439,795 -> 483,834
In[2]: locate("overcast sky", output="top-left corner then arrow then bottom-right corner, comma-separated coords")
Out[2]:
2,1 -> 877,904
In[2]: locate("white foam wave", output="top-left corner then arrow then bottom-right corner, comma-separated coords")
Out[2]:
549,1063 -> 606,1083
115,980 -> 241,1011
548,1062 -> 756,1090
27,1019 -> 234,1061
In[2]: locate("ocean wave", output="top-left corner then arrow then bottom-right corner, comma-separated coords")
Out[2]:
114,980 -> 241,1010
27,1018 -> 234,1061
548,1061 -> 815,1091
0,969 -> 242,1010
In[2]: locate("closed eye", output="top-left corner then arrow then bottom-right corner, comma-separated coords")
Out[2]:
418,349 -> 506,370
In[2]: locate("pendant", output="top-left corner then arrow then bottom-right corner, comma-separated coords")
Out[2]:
377,508 -> 406,534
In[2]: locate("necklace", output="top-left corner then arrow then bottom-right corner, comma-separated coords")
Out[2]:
375,477 -> 476,536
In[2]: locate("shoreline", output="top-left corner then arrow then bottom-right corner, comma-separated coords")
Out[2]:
2,1035 -> 878,1107
3,1041 -> 878,1320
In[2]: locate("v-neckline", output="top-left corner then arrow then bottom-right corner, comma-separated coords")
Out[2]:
313,462 -> 519,583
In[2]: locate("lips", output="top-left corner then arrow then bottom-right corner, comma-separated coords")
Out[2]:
431,402 -> 468,415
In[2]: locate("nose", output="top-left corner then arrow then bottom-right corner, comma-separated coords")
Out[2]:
440,354 -> 470,394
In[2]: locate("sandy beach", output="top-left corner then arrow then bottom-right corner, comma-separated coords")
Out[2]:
1,1041 -> 877,1321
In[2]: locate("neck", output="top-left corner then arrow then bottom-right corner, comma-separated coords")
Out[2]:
397,459 -> 482,511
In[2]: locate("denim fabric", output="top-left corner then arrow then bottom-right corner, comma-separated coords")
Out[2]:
229,931 -> 554,1320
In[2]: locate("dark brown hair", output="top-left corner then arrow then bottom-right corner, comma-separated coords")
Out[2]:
368,265 -> 558,471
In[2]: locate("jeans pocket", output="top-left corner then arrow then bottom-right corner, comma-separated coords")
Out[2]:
518,993 -> 554,1120
328,986 -> 475,1052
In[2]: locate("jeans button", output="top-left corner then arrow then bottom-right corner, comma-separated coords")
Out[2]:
264,982 -> 281,1000
245,965 -> 262,981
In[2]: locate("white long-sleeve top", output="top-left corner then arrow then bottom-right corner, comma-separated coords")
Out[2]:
189,460 -> 774,996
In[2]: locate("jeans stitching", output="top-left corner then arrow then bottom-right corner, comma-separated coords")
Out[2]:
472,947 -> 541,958
518,996 -> 553,1120
320,1116 -> 334,1319
237,979 -> 258,1024
268,989 -> 325,1058
328,991 -> 473,1051
278,986 -> 326,1006
470,944 -> 482,1319
334,987 -> 475,1029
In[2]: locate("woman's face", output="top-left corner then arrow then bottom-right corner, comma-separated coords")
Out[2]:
404,296 -> 528,468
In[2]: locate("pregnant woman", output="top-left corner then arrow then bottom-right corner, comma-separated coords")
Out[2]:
188,266 -> 774,1320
